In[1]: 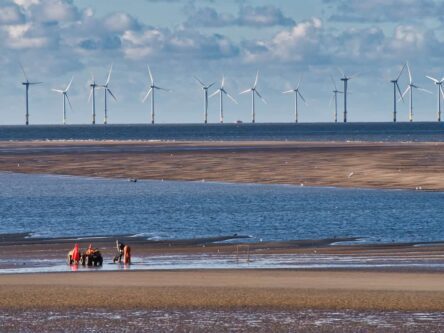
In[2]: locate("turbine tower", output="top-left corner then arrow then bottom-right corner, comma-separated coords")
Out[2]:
51,77 -> 74,125
283,76 -> 306,123
19,63 -> 42,126
209,76 -> 238,124
142,66 -> 170,124
329,76 -> 343,123
390,63 -> 406,122
88,74 -> 98,125
426,74 -> 444,122
194,76 -> 215,124
240,71 -> 267,123
401,63 -> 431,122
338,69 -> 356,123
99,65 -> 117,125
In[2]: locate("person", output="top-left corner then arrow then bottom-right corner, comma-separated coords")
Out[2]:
68,243 -> 80,265
114,240 -> 131,264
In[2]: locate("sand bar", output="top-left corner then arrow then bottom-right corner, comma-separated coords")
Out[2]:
0,140 -> 443,190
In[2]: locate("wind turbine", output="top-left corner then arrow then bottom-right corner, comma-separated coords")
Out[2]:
240,71 -> 267,123
390,63 -> 406,122
88,74 -> 98,125
194,76 -> 215,124
401,63 -> 431,122
19,63 -> 42,126
142,66 -> 170,125
209,76 -> 238,124
329,76 -> 343,123
51,77 -> 74,125
338,68 -> 356,123
283,76 -> 306,123
426,74 -> 444,122
99,65 -> 117,125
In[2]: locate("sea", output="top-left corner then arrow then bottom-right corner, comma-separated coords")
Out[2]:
0,122 -> 443,141
1,172 -> 443,244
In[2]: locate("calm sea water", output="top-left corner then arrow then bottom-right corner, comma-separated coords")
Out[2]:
0,122 -> 443,141
1,173 -> 442,243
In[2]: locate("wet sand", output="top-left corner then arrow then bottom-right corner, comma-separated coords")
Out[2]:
1,270 -> 444,312
0,140 -> 443,190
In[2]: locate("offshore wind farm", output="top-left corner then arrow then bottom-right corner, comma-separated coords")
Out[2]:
5,61 -> 444,126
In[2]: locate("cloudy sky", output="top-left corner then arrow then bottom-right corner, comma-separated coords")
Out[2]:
1,0 -> 444,124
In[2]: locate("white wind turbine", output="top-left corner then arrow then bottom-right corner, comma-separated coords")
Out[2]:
240,71 -> 267,123
338,68 -> 357,123
99,65 -> 117,124
426,74 -> 444,122
194,76 -> 215,124
401,63 -> 431,122
390,63 -> 406,123
142,66 -> 170,124
209,76 -> 238,124
329,76 -> 343,123
283,76 -> 306,123
88,74 -> 98,125
51,77 -> 74,125
19,62 -> 42,126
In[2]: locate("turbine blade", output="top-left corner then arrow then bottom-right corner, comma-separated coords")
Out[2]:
207,82 -> 216,89
142,88 -> 152,102
105,64 -> 113,86
225,91 -> 238,104
209,90 -> 220,98
282,90 -> 294,94
396,82 -> 404,102
296,75 -> 303,89
406,62 -> 412,84
107,88 -> 117,101
221,75 -> 225,88
155,86 -> 170,92
253,71 -> 259,88
417,87 -> 432,94
401,86 -> 410,99
18,61 -> 28,82
396,63 -> 406,81
337,67 -> 345,78
330,75 -> 337,91
255,90 -> 267,104
65,76 -> 74,92
426,75 -> 439,83
52,89 -> 63,93
441,86 -> 444,99
298,90 -> 306,104
328,94 -> 334,107
88,88 -> 93,102
29,82 -> 43,85
240,88 -> 252,95
148,65 -> 154,85
66,93 -> 73,111
194,76 -> 205,87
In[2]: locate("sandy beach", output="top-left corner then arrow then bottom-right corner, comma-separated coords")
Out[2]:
0,140 -> 443,190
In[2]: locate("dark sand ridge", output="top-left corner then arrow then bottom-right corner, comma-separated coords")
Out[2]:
0,140 -> 443,190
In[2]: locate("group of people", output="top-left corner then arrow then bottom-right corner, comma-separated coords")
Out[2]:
68,240 -> 131,266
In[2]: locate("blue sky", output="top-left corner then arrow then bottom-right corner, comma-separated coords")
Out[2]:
1,0 -> 444,124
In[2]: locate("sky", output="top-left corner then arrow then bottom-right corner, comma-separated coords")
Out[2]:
1,0 -> 444,125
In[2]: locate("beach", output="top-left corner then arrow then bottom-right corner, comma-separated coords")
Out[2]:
0,140 -> 443,190
1,140 -> 444,331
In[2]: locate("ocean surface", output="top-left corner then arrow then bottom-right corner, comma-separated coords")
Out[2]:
1,172 -> 443,243
0,122 -> 443,141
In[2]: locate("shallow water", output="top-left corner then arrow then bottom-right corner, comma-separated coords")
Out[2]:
2,252 -> 444,274
1,173 -> 443,245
